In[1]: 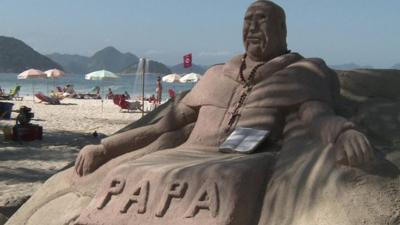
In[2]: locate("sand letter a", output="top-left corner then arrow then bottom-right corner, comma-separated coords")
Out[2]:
184,182 -> 219,218
120,180 -> 150,214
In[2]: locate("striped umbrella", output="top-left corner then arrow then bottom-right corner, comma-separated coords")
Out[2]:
17,69 -> 47,101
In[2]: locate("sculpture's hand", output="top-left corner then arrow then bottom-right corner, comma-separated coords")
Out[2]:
74,144 -> 108,176
335,129 -> 374,166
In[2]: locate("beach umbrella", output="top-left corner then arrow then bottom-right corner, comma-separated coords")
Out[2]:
162,73 -> 181,83
45,69 -> 65,93
45,69 -> 65,78
17,69 -> 47,101
85,70 -> 120,81
179,72 -> 202,83
85,70 -> 120,112
17,69 -> 47,79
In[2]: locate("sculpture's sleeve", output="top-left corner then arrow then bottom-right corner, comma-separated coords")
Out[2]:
298,100 -> 355,145
100,102 -> 199,158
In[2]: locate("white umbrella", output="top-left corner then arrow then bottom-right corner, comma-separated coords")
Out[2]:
85,70 -> 120,112
17,69 -> 47,101
85,70 -> 120,81
162,73 -> 181,83
45,69 -> 65,94
179,72 -> 202,83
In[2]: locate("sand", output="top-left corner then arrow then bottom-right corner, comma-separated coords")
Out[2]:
0,97 -> 143,216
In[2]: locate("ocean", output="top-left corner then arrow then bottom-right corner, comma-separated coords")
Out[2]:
0,73 -> 195,99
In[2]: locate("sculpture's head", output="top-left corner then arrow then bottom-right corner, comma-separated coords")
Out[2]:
243,0 -> 288,62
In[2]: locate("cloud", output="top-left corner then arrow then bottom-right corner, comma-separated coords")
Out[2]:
198,50 -> 232,57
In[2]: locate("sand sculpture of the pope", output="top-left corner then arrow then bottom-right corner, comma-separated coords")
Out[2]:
7,1 -> 399,225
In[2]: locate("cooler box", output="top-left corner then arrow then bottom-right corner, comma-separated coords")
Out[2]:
0,102 -> 14,119
12,124 -> 43,141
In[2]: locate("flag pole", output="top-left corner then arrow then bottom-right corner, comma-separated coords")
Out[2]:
141,58 -> 146,117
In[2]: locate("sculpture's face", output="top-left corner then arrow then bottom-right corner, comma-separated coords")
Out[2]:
243,1 -> 287,62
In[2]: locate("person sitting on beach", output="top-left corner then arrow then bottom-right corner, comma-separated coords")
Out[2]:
148,94 -> 156,103
50,90 -> 64,100
168,88 -> 176,101
106,88 -> 114,99
123,91 -> 130,100
35,92 -> 60,105
63,84 -> 77,98
80,86 -> 101,99
93,86 -> 101,99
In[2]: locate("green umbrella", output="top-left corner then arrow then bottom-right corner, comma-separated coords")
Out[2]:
85,70 -> 120,112
85,70 -> 120,81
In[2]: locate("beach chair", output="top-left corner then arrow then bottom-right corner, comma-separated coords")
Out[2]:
81,86 -> 101,99
9,85 -> 23,101
35,92 -> 60,105
0,85 -> 23,100
113,95 -> 143,113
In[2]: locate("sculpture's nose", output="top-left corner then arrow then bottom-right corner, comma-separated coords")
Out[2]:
249,19 -> 258,32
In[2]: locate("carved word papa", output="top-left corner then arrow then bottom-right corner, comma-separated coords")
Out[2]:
97,177 -> 220,218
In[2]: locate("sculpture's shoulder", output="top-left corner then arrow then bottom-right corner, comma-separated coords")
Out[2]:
287,57 -> 336,78
182,56 -> 242,108
250,55 -> 340,108
285,56 -> 340,102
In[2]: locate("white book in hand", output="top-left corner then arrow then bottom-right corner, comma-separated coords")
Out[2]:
219,127 -> 270,154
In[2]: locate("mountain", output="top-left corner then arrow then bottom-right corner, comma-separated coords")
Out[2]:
47,47 -> 139,74
87,46 -> 139,72
169,63 -> 208,74
46,53 -> 90,74
0,36 -> 62,73
392,63 -> 400,69
48,47 -> 172,75
121,60 -> 172,75
330,63 -> 374,70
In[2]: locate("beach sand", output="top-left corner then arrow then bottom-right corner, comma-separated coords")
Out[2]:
0,98 -> 142,216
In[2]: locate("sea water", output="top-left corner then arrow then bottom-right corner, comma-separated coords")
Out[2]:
0,73 -> 195,99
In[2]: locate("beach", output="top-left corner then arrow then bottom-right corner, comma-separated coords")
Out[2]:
0,97 -> 143,217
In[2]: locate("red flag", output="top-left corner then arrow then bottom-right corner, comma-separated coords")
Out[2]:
183,53 -> 192,68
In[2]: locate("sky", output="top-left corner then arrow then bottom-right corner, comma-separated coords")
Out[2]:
0,0 -> 399,67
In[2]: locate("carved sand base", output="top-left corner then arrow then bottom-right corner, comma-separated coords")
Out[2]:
5,136 -> 400,225
75,149 -> 275,225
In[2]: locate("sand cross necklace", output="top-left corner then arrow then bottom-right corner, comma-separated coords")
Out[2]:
225,54 -> 266,133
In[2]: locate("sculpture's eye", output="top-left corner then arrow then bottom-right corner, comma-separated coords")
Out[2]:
244,14 -> 253,23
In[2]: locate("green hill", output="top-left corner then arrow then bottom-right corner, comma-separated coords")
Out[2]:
0,36 -> 62,73
48,47 -> 171,75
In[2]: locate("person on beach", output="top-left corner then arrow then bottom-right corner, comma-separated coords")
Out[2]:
106,88 -> 114,99
123,91 -> 130,100
155,76 -> 162,104
148,94 -> 156,103
63,84 -> 77,98
168,88 -> 176,101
